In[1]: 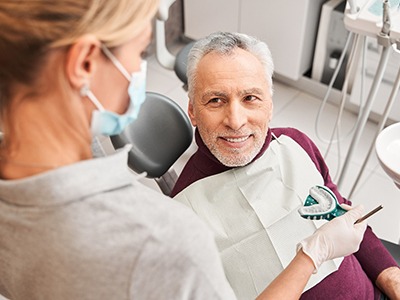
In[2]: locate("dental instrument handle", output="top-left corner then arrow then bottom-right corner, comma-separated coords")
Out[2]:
381,0 -> 391,36
354,205 -> 383,224
378,0 -> 392,46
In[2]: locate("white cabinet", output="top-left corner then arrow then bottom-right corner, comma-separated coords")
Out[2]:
183,0 -> 326,80
183,0 -> 240,38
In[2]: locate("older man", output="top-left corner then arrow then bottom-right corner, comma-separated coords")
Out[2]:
171,32 -> 399,299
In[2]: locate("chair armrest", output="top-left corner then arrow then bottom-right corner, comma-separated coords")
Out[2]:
380,239 -> 400,265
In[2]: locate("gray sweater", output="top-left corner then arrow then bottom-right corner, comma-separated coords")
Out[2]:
0,145 -> 235,300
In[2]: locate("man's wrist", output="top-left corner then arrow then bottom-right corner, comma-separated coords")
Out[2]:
376,266 -> 400,299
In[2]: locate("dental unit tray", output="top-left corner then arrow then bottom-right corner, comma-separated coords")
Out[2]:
299,185 -> 348,221
344,0 -> 400,40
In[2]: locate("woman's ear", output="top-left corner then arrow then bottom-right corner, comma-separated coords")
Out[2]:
65,34 -> 101,89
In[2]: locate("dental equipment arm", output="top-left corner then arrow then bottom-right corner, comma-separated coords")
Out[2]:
378,0 -> 392,46
349,65 -> 400,197
382,0 -> 391,35
342,0 -> 399,194
347,0 -> 359,13
337,43 -> 392,188
339,0 -> 398,190
155,0 -> 176,69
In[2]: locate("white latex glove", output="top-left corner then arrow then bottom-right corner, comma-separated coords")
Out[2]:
297,205 -> 367,271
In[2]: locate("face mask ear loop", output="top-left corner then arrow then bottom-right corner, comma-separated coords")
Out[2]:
80,84 -> 105,112
100,44 -> 131,81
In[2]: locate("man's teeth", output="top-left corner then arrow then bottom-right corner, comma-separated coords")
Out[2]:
225,136 -> 248,143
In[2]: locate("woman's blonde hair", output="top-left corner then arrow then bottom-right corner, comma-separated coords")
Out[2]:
0,0 -> 158,129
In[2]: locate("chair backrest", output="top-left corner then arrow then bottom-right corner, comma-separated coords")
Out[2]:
110,92 -> 193,195
173,41 -> 195,88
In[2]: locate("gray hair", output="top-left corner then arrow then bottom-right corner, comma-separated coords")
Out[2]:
187,31 -> 274,100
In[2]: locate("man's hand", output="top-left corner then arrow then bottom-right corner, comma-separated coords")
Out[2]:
376,266 -> 400,299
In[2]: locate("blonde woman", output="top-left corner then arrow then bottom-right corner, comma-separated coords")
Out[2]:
0,1 -> 367,299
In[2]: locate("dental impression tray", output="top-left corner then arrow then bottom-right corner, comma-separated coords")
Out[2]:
299,185 -> 347,221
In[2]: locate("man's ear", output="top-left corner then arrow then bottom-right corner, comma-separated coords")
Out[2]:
269,101 -> 274,122
188,99 -> 197,127
65,34 -> 101,89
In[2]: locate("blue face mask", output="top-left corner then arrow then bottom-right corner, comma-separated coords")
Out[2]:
81,46 -> 147,137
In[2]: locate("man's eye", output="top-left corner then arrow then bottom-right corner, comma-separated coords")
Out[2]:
208,98 -> 221,104
244,95 -> 258,102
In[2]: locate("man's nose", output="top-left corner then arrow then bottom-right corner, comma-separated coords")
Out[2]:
223,101 -> 247,131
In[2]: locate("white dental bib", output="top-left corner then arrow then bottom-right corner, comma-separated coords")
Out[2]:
174,135 -> 343,299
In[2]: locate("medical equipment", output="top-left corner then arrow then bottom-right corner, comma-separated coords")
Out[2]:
339,42 -> 392,189
312,1 -> 368,182
354,204 -> 383,223
348,0 -> 360,12
299,185 -> 347,220
349,65 -> 400,195
155,0 -> 177,70
155,0 -> 194,89
344,0 -> 400,40
312,0 -> 352,89
299,185 -> 384,223
375,122 -> 400,188
314,30 -> 365,180
316,0 -> 400,194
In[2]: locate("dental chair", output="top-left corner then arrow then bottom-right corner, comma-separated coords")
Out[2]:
111,0 -> 195,194
156,0 -> 194,89
110,93 -> 400,263
380,239 -> 400,265
110,92 -> 193,196
113,0 -> 400,261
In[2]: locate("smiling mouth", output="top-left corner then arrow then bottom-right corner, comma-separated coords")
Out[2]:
222,135 -> 251,143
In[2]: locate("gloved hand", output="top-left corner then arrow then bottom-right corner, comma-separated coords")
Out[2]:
297,205 -> 367,271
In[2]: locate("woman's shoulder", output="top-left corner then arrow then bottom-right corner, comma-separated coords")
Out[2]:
109,181 -> 216,250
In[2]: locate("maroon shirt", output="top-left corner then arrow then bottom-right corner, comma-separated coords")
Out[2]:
171,127 -> 398,299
